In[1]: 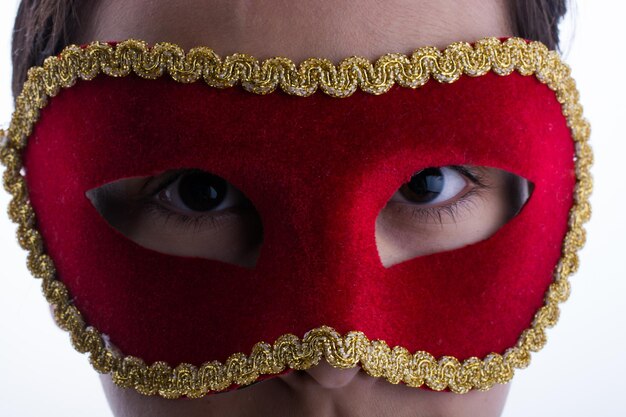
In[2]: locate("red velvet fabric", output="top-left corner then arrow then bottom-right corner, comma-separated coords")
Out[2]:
23,70 -> 575,377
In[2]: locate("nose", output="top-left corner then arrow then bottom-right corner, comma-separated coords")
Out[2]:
303,358 -> 362,389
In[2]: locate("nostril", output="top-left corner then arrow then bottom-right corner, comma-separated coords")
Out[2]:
304,358 -> 361,389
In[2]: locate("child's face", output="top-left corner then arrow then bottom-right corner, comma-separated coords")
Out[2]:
72,0 -> 516,415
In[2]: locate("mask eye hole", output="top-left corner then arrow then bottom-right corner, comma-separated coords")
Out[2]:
375,166 -> 533,268
85,168 -> 263,268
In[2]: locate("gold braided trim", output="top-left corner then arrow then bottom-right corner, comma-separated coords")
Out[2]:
0,37 -> 592,397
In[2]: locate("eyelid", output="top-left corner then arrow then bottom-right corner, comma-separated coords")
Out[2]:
387,166 -> 492,225
142,199 -> 239,233
450,166 -> 487,187
142,169 -> 190,197
141,166 -> 489,231
138,170 -> 256,234
392,166 -> 484,208
405,187 -> 484,225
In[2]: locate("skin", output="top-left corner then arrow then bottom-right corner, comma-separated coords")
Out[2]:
70,0 -> 518,415
86,166 -> 529,268
102,359 -> 511,417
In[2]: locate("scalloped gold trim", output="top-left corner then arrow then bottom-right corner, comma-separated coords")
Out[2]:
0,37 -> 592,397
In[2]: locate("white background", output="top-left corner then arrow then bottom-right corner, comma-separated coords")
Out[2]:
1,1 -> 624,416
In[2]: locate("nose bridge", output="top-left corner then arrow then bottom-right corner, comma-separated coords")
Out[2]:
249,149 -> 388,331
226,92 -> 419,331
243,126 -> 398,308
256,153 -> 382,274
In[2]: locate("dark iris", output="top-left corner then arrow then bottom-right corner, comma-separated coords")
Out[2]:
400,167 -> 444,203
178,171 -> 228,211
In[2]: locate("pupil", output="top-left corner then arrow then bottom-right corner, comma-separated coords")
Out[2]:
403,167 -> 444,203
178,171 -> 227,211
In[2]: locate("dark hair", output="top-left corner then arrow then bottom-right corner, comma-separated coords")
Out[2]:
11,0 -> 81,99
511,0 -> 569,54
10,0 -> 569,99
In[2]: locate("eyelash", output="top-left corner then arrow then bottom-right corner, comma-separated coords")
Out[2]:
141,171 -> 236,232
142,200 -> 231,232
142,166 -> 489,230
391,166 -> 491,225
404,187 -> 484,225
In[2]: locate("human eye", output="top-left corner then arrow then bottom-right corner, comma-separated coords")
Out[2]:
387,166 -> 490,225
86,169 -> 263,268
141,169 -> 253,232
376,165 -> 531,267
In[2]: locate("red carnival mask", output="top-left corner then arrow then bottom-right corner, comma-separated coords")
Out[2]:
0,37 -> 592,397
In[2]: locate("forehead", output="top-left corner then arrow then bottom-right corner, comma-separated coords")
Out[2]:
74,0 -> 512,62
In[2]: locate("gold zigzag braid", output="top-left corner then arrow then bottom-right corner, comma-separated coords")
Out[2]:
0,36 -> 591,398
